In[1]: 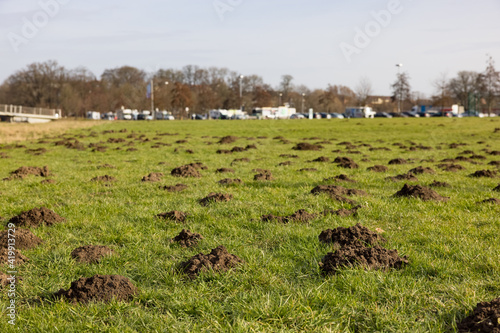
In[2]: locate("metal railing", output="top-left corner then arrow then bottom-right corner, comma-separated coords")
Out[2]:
0,104 -> 61,117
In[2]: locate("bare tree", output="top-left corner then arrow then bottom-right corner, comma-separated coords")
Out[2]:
478,55 -> 500,116
391,72 -> 411,112
448,71 -> 480,111
355,76 -> 373,106
432,72 -> 453,115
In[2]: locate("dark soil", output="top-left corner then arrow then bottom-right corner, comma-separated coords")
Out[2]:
71,245 -> 115,263
261,209 -> 317,223
333,156 -> 359,169
0,247 -> 29,265
8,207 -> 65,228
54,274 -> 137,303
386,173 -> 419,182
489,161 -> 500,166
388,158 -> 408,165
457,297 -> 500,333
171,165 -> 202,178
319,223 -> 385,247
394,184 -> 449,201
199,192 -> 233,206
216,168 -> 235,173
231,158 -> 250,165
0,228 -> 42,250
299,168 -> 317,172
279,154 -> 299,158
179,245 -> 243,279
323,174 -> 357,183
91,175 -> 116,182
367,165 -> 388,172
322,205 -> 361,217
278,161 -> 293,166
469,170 -> 497,178
254,171 -> 274,181
311,185 -> 367,197
218,136 -> 239,144
310,156 -> 330,162
216,149 -> 232,154
157,211 -> 189,223
477,198 -> 500,205
436,163 -> 465,172
292,142 -> 323,151
0,272 -> 15,288
160,184 -> 188,192
493,184 -> 500,192
408,166 -> 435,174
319,244 -> 408,274
4,166 -> 50,180
429,180 -> 451,188
141,172 -> 164,182
26,148 -> 47,155
217,178 -> 243,185
171,229 -> 203,247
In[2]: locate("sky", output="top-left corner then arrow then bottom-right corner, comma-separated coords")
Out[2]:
1,0 -> 499,97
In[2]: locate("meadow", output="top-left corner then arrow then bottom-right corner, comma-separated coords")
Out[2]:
0,117 -> 499,332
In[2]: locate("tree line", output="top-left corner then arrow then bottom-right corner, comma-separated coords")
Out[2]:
0,57 -> 498,118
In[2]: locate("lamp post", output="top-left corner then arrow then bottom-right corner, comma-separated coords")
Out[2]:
396,63 -> 403,113
279,93 -> 282,107
239,75 -> 244,111
150,80 -> 169,119
301,93 -> 305,114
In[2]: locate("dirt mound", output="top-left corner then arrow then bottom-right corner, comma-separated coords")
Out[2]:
9,207 -> 65,228
310,156 -> 330,162
469,170 -> 497,178
436,163 -> 465,172
171,165 -> 202,178
157,210 -> 189,222
55,274 -> 137,303
218,136 -> 238,144
261,209 -> 317,224
408,166 -> 435,174
4,166 -> 50,180
171,229 -> 203,247
489,161 -> 500,166
494,184 -> 500,192
388,158 -> 407,165
322,205 -> 361,217
319,244 -> 408,274
231,158 -> 250,165
367,165 -> 388,172
0,228 -> 42,249
386,173 -> 419,182
292,142 -> 323,151
160,184 -> 188,192
141,172 -> 163,182
0,247 -> 29,265
71,245 -> 115,263
26,148 -> 47,155
333,156 -> 359,169
477,198 -> 500,205
216,168 -> 234,173
254,171 -> 273,181
179,245 -> 243,278
0,272 -> 15,288
394,184 -> 449,201
323,174 -> 357,183
429,180 -> 451,188
91,175 -> 116,182
278,161 -> 293,166
217,178 -> 243,185
319,223 -> 385,247
457,297 -> 500,333
311,185 -> 367,197
280,154 -> 299,158
299,168 -> 317,172
199,192 -> 232,206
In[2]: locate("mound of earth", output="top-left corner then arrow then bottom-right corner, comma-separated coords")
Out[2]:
91,175 -> 116,182
261,209 -> 317,224
279,154 -> 299,158
477,198 -> 500,205
319,223 -> 385,247
157,211 -> 189,223
457,297 -> 500,333
386,173 -> 419,182
394,184 -> 449,201
388,158 -> 407,165
231,158 -> 250,165
278,161 -> 293,166
367,165 -> 388,172
0,272 -> 15,288
217,178 -> 243,185
494,184 -> 500,192
299,168 -> 317,172
319,244 -> 408,274
469,170 -> 497,178
216,168 -> 234,173
218,136 -> 238,144
54,274 -> 137,304
179,245 -> 243,279
489,161 -> 500,166
254,171 -> 274,181
216,149 -> 232,154
141,172 -> 163,182
436,163 -> 465,172
199,192 -> 233,206
333,156 -> 359,169
171,229 -> 203,247
322,205 -> 361,217
9,207 -> 65,228
0,247 -> 29,265
310,156 -> 330,162
160,184 -> 188,192
0,229 -> 42,249
171,165 -> 202,178
26,148 -> 47,155
311,185 -> 367,197
429,180 -> 451,188
323,174 -> 357,183
408,166 -> 435,174
71,245 -> 115,263
292,142 -> 323,151
4,166 -> 50,180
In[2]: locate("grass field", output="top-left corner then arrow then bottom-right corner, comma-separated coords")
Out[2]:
0,117 -> 499,332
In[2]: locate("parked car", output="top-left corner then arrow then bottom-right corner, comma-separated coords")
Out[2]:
402,111 -> 419,117
192,114 -> 206,120
374,112 -> 392,118
329,113 -> 344,119
319,112 -> 331,119
290,113 -> 305,119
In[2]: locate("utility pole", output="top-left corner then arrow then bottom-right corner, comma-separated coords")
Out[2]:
150,78 -> 154,119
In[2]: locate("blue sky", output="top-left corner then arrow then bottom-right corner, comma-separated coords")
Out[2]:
1,0 -> 499,96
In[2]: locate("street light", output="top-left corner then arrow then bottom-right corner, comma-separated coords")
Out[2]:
301,93 -> 305,114
396,64 -> 403,113
150,80 -> 169,119
279,93 -> 282,107
239,75 -> 244,111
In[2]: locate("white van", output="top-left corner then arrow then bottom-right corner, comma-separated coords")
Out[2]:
344,107 -> 376,118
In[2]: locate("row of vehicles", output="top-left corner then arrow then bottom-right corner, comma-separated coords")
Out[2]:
87,110 -> 175,120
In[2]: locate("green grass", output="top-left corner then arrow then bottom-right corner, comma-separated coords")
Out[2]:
0,117 -> 499,332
